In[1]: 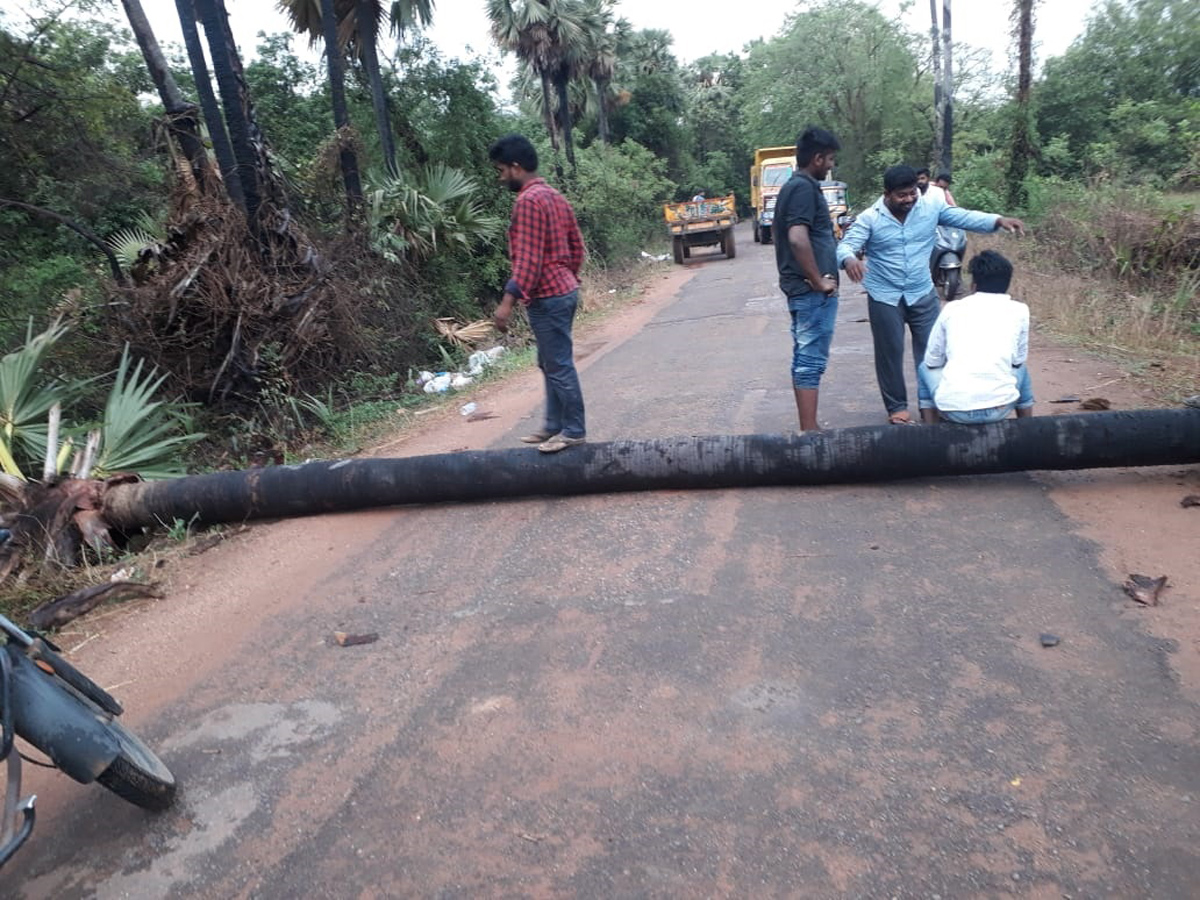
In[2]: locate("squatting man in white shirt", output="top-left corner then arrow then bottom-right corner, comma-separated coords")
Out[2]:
917,250 -> 1035,425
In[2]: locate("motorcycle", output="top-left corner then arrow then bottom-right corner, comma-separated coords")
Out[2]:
931,224 -> 967,302
0,613 -> 175,867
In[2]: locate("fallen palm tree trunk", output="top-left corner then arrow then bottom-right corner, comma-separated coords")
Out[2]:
100,410 -> 1200,529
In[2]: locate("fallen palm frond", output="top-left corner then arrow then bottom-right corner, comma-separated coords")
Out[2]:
0,320 -> 74,480
433,318 -> 495,348
26,580 -> 164,630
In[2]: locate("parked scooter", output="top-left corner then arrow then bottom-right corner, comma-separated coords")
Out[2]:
931,225 -> 967,302
0,613 -> 175,867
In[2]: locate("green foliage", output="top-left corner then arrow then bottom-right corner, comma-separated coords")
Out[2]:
366,164 -> 502,262
608,32 -> 689,182
0,320 -> 71,478
678,54 -> 751,205
1037,0 -> 1199,186
0,8 -> 165,347
0,323 -> 200,481
561,140 -> 674,262
736,1 -> 929,198
90,347 -> 206,480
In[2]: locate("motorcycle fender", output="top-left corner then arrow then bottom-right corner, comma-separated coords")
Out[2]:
938,252 -> 963,269
5,649 -> 119,784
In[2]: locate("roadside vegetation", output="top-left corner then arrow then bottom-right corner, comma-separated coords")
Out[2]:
0,0 -> 1195,617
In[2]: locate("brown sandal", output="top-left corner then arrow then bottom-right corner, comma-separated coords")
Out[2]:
887,412 -> 916,425
520,430 -> 556,444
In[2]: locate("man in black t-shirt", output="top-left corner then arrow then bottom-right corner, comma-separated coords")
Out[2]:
773,126 -> 842,431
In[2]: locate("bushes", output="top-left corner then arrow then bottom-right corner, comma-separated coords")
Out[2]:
562,140 -> 675,263
995,185 -> 1200,361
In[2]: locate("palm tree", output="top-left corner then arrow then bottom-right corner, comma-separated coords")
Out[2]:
278,0 -> 435,178
192,0 -> 266,221
174,0 -> 245,211
487,0 -> 585,172
628,28 -> 674,76
1006,0 -> 1038,208
120,0 -> 211,190
578,0 -> 627,146
320,0 -> 363,207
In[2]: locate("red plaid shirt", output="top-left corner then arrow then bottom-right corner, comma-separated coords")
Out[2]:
505,177 -> 585,304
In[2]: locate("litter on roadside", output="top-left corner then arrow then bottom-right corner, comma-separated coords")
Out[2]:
417,346 -> 507,394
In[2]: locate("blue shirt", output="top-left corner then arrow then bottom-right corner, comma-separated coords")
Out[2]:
836,192 -> 1001,306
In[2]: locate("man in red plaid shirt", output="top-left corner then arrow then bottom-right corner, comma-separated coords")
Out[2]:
489,134 -> 588,453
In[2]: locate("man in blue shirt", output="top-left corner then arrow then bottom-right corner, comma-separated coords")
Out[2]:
774,126 -> 842,432
836,165 -> 1025,424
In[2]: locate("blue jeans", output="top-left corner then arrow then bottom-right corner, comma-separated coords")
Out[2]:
526,289 -> 586,438
918,362 -> 1035,424
788,290 -> 839,389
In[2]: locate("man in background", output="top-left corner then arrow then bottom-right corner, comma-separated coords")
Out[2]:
489,133 -> 587,454
837,164 -> 1026,424
935,172 -> 957,206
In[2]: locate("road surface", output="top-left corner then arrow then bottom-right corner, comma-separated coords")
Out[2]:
10,224 -> 1200,897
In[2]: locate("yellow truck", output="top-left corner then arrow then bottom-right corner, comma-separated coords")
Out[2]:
749,146 -> 794,244
663,194 -> 737,264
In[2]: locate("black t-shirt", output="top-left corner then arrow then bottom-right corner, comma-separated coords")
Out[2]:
774,171 -> 839,298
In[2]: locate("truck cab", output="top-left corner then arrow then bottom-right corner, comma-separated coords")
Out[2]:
749,146 -> 794,245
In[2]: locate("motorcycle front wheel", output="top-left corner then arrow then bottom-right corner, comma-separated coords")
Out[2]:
943,268 -> 962,303
95,715 -> 176,811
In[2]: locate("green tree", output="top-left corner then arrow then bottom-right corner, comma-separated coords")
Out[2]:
487,0 -> 586,173
681,54 -> 749,202
608,29 -> 688,183
737,1 -> 928,195
1037,0 -> 1199,183
279,0 -> 437,178
0,9 -> 163,338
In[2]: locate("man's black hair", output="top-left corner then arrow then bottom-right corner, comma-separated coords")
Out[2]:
883,164 -> 918,192
488,133 -> 538,172
969,250 -> 1014,293
935,171 -> 953,184
795,126 -> 840,167
915,167 -> 931,178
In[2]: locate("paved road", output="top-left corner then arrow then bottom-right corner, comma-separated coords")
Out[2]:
11,223 -> 1200,897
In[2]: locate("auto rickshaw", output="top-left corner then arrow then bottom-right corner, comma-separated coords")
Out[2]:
820,180 -> 855,239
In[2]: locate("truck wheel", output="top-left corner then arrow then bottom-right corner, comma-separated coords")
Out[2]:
724,229 -> 736,259
761,225 -> 772,245
672,237 -> 684,265
683,244 -> 691,259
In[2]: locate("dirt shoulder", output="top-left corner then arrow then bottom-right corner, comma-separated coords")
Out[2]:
1031,335 -> 1200,700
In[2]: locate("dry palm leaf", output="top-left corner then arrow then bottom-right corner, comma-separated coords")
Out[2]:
433,317 -> 495,348
1124,573 -> 1167,606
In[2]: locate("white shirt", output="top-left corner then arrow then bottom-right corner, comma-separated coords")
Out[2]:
924,292 -> 1030,411
920,184 -> 948,205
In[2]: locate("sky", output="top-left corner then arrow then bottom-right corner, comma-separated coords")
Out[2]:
5,0 -> 1099,80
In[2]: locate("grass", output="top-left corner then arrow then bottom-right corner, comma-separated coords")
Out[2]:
968,185 -> 1199,402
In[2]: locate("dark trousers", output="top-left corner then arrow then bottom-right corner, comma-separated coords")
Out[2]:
867,289 -> 940,414
526,289 -> 586,438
